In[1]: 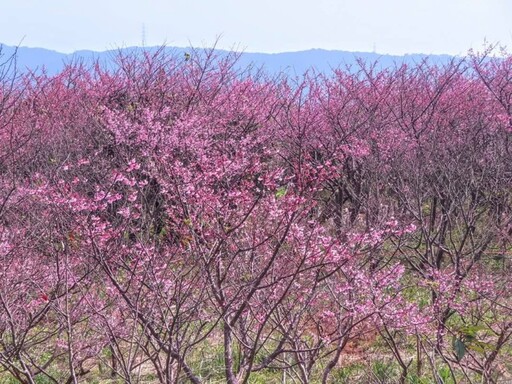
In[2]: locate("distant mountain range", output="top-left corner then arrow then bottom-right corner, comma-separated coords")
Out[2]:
0,43 -> 456,76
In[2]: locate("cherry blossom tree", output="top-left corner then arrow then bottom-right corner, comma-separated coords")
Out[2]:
0,46 -> 510,383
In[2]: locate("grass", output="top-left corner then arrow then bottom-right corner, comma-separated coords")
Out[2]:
1,326 -> 511,383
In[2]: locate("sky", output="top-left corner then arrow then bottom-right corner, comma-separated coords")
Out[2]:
1,0 -> 511,56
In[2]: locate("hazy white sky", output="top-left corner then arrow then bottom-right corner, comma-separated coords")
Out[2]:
1,0 -> 511,55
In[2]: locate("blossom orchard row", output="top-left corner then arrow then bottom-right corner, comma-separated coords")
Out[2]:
0,47 -> 511,383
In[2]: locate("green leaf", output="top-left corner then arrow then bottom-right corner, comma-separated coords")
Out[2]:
275,186 -> 287,198
467,340 -> 493,354
438,366 -> 454,384
458,324 -> 486,338
453,337 -> 466,362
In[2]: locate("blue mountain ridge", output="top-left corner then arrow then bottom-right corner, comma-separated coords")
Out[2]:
0,43 -> 456,76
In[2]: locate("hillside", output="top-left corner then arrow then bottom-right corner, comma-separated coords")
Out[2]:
0,43 -> 455,75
